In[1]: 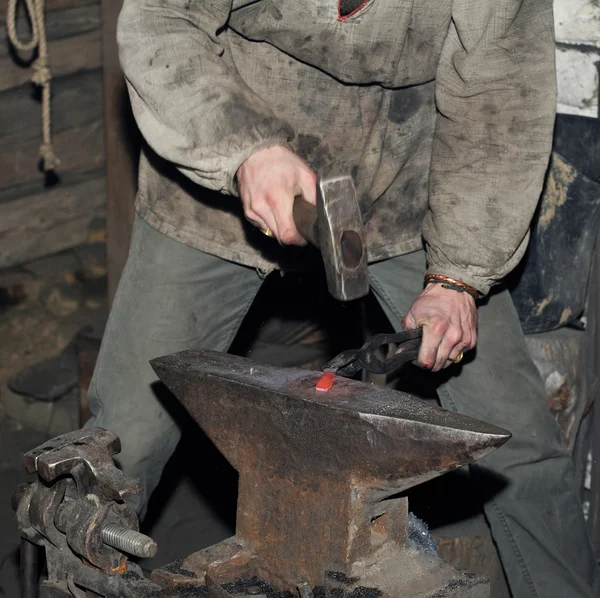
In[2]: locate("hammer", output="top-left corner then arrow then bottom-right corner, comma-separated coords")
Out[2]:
292,175 -> 369,302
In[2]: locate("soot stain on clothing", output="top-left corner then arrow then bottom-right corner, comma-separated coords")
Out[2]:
170,60 -> 198,89
267,4 -> 283,20
389,87 -> 422,124
402,177 -> 421,199
295,134 -> 333,171
221,94 -> 256,130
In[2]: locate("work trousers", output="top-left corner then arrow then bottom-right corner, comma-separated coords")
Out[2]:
88,215 -> 598,598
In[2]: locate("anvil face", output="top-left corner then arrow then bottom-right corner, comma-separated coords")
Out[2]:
151,349 -> 509,592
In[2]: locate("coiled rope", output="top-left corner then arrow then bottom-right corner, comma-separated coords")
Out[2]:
6,0 -> 60,172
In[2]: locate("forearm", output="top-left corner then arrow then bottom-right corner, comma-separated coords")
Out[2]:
423,0 -> 556,295
118,0 -> 295,194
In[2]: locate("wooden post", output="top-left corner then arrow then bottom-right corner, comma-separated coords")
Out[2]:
101,0 -> 140,303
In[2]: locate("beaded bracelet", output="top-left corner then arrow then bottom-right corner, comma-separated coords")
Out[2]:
424,274 -> 483,301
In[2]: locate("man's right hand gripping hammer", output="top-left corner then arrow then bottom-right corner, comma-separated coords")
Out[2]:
237,145 -> 369,301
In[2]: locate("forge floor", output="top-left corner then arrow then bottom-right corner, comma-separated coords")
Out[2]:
0,247 -> 509,597
0,245 -> 109,597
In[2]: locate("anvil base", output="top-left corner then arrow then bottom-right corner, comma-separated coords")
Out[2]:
151,534 -> 489,598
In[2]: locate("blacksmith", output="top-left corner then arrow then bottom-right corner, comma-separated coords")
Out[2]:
87,0 -> 598,596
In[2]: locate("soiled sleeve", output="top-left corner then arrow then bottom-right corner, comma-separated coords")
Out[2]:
422,0 -> 557,295
117,0 -> 295,195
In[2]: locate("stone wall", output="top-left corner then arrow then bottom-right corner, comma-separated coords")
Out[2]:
554,0 -> 600,117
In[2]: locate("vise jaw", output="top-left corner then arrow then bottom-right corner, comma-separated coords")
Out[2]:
14,427 -> 160,598
150,349 -> 510,598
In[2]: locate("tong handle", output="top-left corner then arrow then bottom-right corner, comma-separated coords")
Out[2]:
368,328 -> 423,351
325,328 -> 423,378
360,328 -> 422,375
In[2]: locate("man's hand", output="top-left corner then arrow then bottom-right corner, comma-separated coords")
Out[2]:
402,283 -> 478,372
237,146 -> 317,245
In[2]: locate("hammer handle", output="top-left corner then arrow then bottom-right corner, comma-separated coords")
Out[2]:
293,196 -> 319,246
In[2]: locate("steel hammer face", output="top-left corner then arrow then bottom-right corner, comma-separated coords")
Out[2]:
317,176 -> 369,302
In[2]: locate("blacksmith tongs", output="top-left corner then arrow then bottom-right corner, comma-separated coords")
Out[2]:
323,328 -> 423,378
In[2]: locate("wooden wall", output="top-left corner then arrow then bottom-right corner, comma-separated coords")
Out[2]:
0,0 -> 105,269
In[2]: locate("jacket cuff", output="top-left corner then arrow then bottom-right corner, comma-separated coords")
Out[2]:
225,136 -> 296,197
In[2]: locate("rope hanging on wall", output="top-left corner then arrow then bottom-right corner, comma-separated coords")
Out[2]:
6,0 -> 60,172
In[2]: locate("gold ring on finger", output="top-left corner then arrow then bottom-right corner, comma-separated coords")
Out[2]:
450,350 -> 464,365
260,227 -> 274,238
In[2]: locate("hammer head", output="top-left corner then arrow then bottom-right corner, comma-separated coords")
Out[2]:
317,176 -> 368,302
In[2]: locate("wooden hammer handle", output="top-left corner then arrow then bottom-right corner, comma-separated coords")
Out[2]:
292,195 -> 319,246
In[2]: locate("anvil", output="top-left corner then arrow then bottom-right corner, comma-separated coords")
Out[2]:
151,349 -> 510,597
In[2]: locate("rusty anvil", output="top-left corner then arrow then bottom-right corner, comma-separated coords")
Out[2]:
148,349 -> 510,598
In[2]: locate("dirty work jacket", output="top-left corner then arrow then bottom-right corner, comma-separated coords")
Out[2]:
118,0 -> 556,295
